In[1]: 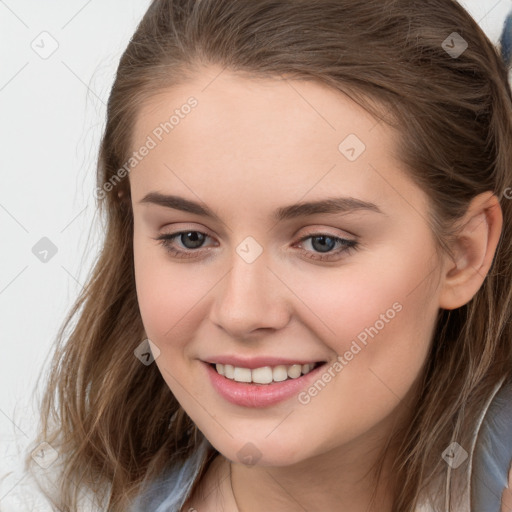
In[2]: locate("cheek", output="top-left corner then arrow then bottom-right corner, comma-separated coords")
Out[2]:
292,242 -> 439,427
288,237 -> 439,392
296,228 -> 440,354
133,235 -> 215,353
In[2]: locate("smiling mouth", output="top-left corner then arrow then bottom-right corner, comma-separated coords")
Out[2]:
209,361 -> 326,384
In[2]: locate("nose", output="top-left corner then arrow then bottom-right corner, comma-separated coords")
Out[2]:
208,248 -> 291,339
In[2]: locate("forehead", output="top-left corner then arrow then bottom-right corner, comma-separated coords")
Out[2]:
129,68 -> 428,218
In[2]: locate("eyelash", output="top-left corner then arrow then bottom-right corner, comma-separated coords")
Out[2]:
154,230 -> 359,262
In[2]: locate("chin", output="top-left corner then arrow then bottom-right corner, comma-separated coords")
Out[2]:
204,432 -> 314,467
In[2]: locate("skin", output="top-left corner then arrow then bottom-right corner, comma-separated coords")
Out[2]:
504,465 -> 512,512
129,65 -> 504,511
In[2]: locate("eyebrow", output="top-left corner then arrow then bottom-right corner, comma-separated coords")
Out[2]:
139,192 -> 383,222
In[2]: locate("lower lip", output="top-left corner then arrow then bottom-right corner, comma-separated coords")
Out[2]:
203,361 -> 326,408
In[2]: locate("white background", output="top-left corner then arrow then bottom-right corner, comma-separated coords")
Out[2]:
0,1 -> 510,510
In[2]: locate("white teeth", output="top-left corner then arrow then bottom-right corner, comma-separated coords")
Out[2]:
287,364 -> 302,379
224,364 -> 235,379
272,365 -> 288,382
213,362 -> 318,384
233,367 -> 252,383
251,366 -> 273,384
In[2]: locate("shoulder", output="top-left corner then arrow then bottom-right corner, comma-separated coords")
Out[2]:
127,463 -> 190,512
420,379 -> 512,512
128,438 -> 213,512
471,377 -> 512,512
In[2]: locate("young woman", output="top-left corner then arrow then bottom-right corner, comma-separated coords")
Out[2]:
26,1 -> 512,511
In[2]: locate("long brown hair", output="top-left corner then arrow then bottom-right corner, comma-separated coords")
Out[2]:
26,1 -> 512,510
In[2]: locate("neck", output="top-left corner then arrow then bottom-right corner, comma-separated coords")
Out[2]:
228,429 -> 400,512
186,385 -> 418,512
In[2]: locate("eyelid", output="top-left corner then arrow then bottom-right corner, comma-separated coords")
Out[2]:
296,225 -> 357,239
156,224 -> 356,246
157,222 -> 215,236
154,225 -> 360,262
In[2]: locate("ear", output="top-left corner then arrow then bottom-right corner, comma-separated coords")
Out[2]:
438,191 -> 503,310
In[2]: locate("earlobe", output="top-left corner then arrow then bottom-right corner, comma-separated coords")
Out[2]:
438,192 -> 503,311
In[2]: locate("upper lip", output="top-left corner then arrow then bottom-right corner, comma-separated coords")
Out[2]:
203,356 -> 326,369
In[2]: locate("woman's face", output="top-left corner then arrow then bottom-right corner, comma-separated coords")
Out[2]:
130,66 -> 448,467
